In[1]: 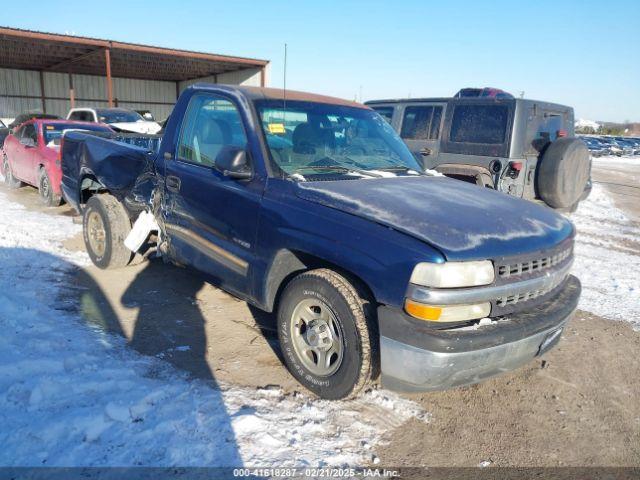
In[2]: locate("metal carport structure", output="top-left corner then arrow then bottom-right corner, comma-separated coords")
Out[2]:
0,26 -> 269,121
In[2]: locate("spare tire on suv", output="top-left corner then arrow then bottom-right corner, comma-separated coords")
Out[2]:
536,137 -> 591,209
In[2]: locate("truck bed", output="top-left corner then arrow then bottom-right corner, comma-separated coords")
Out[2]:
61,131 -> 159,214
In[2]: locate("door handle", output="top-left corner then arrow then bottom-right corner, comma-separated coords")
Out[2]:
419,147 -> 432,156
166,175 -> 181,193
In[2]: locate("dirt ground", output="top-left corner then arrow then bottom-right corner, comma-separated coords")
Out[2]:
4,159 -> 639,467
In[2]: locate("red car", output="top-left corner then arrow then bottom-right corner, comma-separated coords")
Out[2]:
2,119 -> 112,206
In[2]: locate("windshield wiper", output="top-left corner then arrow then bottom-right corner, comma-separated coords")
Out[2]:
375,166 -> 427,176
291,164 -> 382,178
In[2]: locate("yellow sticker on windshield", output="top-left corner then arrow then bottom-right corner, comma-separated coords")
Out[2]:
267,123 -> 286,134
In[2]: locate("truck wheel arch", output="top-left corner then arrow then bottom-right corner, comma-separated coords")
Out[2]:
79,174 -> 108,206
264,249 -> 377,315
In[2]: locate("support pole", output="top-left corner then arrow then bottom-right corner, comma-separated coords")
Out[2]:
39,71 -> 46,113
68,71 -> 75,109
260,66 -> 267,87
105,48 -> 114,107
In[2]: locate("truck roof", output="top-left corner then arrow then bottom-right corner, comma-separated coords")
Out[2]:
190,83 -> 370,110
365,97 -> 451,104
365,97 -> 571,111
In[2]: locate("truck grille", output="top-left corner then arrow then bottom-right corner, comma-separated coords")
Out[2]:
497,246 -> 572,279
495,275 -> 566,307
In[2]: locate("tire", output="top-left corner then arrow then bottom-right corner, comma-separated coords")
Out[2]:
82,194 -> 134,269
537,137 -> 591,209
277,268 -> 377,400
2,154 -> 23,189
38,168 -> 62,207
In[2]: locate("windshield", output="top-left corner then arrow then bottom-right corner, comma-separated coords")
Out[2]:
96,110 -> 144,124
43,123 -> 112,146
255,100 -> 421,179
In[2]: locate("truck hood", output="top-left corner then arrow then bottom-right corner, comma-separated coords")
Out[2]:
295,176 -> 574,261
108,121 -> 161,134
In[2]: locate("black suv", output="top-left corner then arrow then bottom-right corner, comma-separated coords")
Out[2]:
365,96 -> 591,210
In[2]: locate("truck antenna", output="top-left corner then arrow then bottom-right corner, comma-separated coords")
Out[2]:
283,43 -> 288,122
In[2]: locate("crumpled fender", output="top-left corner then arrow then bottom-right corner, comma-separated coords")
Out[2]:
63,131 -> 155,196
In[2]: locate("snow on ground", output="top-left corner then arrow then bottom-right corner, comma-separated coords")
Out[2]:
0,189 -> 429,468
593,154 -> 640,167
571,183 -> 640,330
0,162 -> 638,469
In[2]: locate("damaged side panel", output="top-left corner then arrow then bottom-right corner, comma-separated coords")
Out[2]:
61,131 -> 170,259
62,131 -> 159,215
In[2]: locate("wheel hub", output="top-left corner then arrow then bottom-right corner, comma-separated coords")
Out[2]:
41,176 -> 49,197
87,211 -> 106,257
290,298 -> 344,377
305,320 -> 334,351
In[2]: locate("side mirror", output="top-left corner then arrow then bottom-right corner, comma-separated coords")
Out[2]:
143,113 -> 154,121
20,137 -> 36,148
215,146 -> 252,180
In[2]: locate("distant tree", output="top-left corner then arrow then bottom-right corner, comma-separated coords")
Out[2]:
600,126 -> 624,135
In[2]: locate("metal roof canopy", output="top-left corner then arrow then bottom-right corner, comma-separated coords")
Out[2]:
0,27 -> 268,81
0,26 -> 268,108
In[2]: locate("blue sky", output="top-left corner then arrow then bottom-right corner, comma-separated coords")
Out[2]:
2,0 -> 639,122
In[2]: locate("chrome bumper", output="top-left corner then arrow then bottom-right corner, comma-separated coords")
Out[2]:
380,275 -> 580,392
381,320 -> 568,392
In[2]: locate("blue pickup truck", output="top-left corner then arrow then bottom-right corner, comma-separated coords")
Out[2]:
61,84 -> 581,399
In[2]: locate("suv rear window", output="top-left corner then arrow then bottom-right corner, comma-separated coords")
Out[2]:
371,107 -> 394,124
449,105 -> 509,144
400,106 -> 442,140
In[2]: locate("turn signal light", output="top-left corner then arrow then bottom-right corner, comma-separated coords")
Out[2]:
404,299 -> 491,323
509,161 -> 523,171
405,301 -> 442,321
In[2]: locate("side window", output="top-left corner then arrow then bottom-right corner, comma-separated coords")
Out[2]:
371,107 -> 394,124
400,106 -> 443,140
70,111 -> 92,122
430,106 -> 443,139
449,105 -> 509,144
21,124 -> 37,143
177,94 -> 247,167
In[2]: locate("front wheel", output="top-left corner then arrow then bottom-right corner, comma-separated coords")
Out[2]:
277,269 -> 377,399
2,154 -> 23,189
82,194 -> 134,269
38,169 -> 62,207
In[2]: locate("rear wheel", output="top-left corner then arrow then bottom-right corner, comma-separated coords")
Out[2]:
38,168 -> 62,207
2,154 -> 23,189
82,194 -> 134,269
277,269 -> 377,399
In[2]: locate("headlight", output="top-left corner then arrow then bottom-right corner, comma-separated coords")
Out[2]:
410,260 -> 495,288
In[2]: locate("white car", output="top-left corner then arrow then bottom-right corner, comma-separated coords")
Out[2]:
66,108 -> 161,135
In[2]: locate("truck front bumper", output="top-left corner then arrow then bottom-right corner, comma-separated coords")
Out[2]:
379,275 -> 581,392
